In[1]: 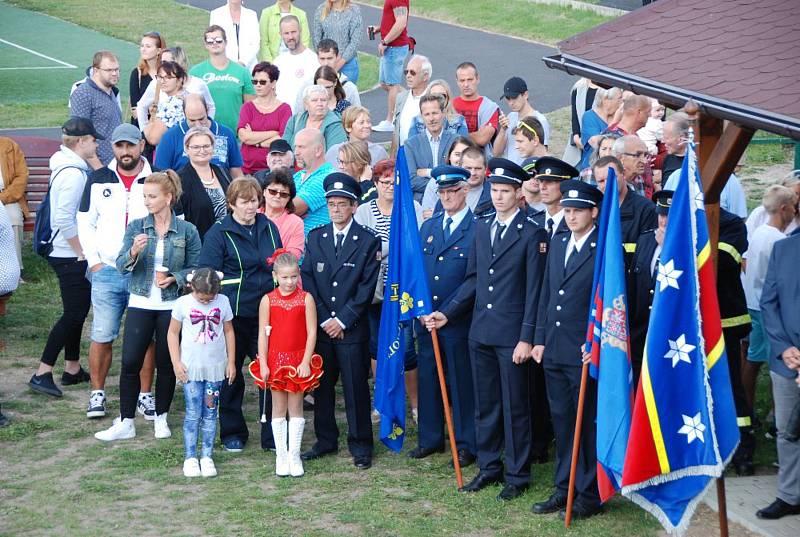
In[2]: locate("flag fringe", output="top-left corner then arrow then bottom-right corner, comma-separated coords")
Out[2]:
624,475 -> 717,536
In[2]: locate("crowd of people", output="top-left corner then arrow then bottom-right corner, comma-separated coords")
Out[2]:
1,0 -> 798,525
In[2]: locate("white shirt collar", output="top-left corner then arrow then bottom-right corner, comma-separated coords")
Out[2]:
568,226 -> 595,255
546,208 -> 564,228
332,217 -> 354,242
492,208 -> 520,229
443,204 -> 469,232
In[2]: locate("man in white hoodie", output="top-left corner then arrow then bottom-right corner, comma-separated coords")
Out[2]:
76,124 -> 157,419
28,118 -> 98,399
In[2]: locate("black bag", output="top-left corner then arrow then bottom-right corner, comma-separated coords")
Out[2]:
33,166 -> 84,258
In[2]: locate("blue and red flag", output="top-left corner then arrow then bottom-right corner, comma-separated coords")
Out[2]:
621,142 -> 740,534
585,166 -> 633,502
374,146 -> 433,452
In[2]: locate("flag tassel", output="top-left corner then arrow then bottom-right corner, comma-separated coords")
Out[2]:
431,328 -> 463,489
564,361 -> 590,528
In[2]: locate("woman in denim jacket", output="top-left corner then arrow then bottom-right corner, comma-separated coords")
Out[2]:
95,171 -> 201,442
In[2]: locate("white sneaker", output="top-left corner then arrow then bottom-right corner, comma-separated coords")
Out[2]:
95,417 -> 135,441
154,413 -> 171,439
411,407 -> 419,425
86,391 -> 107,419
200,457 -> 217,478
183,458 -> 201,477
137,393 -> 156,421
371,408 -> 381,424
372,120 -> 394,132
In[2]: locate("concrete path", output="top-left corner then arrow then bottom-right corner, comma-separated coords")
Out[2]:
703,474 -> 800,537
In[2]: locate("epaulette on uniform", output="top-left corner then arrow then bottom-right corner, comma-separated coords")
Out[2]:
308,223 -> 328,235
361,225 -> 381,238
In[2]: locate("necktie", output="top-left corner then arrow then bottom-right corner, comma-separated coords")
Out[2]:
546,217 -> 554,236
335,232 -> 344,257
565,245 -> 581,275
443,217 -> 453,241
492,223 -> 505,255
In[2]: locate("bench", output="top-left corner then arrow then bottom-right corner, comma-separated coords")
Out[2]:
13,136 -> 62,232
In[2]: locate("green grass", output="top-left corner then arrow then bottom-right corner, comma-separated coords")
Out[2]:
358,0 -> 613,45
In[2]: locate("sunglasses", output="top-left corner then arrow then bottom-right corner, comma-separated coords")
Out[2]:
205,37 -> 225,45
266,187 -> 291,199
404,69 -> 417,76
251,79 -> 271,86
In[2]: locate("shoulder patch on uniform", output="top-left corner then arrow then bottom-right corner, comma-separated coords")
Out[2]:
526,216 -> 541,227
309,223 -> 327,233
361,225 -> 381,237
539,242 -> 548,253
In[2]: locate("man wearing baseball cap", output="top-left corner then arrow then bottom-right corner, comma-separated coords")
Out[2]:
494,76 -> 551,165
76,122 -> 162,419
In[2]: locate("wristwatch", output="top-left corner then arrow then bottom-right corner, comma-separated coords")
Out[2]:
381,40 -> 387,46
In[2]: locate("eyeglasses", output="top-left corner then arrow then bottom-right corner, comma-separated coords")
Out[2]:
251,79 -> 271,86
327,201 -> 351,210
376,179 -> 393,187
622,151 -> 648,159
205,37 -> 225,45
97,67 -> 120,73
188,144 -> 213,152
156,74 -> 177,81
266,187 -> 291,199
404,69 -> 417,76
438,186 -> 464,196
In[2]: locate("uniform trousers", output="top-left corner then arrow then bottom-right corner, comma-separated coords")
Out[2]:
530,361 -> 554,461
469,341 -> 531,487
416,328 -> 476,454
544,362 -> 600,508
311,338 -> 373,457
771,372 -> 800,505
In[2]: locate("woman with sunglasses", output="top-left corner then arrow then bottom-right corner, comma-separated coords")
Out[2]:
237,62 -> 293,175
258,168 -> 304,260
177,126 -> 234,241
130,32 -> 166,127
314,65 -> 351,115
408,79 -> 468,140
140,61 -> 189,147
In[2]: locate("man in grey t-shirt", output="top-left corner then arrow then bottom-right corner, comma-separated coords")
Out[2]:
494,77 -> 551,165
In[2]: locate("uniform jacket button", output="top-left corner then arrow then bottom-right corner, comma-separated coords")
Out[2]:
558,289 -> 565,295
333,281 -> 338,287
649,289 -> 654,295
487,303 -> 493,309
556,305 -> 561,311
331,311 -> 336,316
489,269 -> 494,275
438,256 -> 444,261
555,321 -> 561,327
488,286 -> 493,292
433,295 -> 438,301
434,275 -> 439,281
331,297 -> 336,302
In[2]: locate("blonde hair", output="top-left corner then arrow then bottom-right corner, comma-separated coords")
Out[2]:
763,185 -> 797,214
226,176 -> 263,208
339,140 -> 370,178
272,251 -> 300,272
145,170 -> 182,205
426,79 -> 459,122
342,106 -> 370,134
321,0 -> 352,19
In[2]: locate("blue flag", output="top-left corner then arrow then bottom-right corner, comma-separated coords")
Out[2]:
585,167 -> 633,502
622,143 -> 740,534
374,146 -> 433,452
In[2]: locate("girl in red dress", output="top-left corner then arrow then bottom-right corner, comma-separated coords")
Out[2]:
256,250 -> 322,477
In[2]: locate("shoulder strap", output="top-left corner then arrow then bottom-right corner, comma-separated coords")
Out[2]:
49,165 -> 86,188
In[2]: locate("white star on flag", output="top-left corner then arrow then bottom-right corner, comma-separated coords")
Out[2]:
678,413 -> 706,444
657,259 -> 683,291
693,189 -> 706,212
664,334 -> 695,367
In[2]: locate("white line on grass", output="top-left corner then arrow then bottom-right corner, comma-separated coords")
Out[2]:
0,66 -> 75,70
0,38 -> 76,68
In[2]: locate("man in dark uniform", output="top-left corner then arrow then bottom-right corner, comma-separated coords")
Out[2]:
410,164 -> 477,467
426,157 -> 548,501
627,190 -> 672,385
300,173 -> 382,469
593,155 -> 657,267
529,156 -> 577,237
532,179 -> 604,520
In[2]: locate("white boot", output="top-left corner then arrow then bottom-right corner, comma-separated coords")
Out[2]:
271,418 -> 289,477
288,417 -> 306,477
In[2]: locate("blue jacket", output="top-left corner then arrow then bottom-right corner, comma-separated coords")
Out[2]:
404,130 -> 457,202
116,211 -> 201,301
761,234 -> 800,379
198,213 -> 282,318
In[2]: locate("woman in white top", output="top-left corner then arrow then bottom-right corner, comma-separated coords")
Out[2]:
137,47 -> 216,126
209,0 -> 261,71
140,62 -> 189,146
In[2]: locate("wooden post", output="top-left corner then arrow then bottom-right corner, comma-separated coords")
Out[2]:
430,328 -> 464,488
564,362 -> 590,528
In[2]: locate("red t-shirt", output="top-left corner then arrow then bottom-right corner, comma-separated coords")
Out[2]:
380,0 -> 410,47
118,171 -> 137,226
453,96 -> 499,134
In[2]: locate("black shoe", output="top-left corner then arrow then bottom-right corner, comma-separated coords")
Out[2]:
734,461 -> 755,476
530,450 -> 549,464
532,493 -> 567,514
459,471 -> 503,493
497,483 -> 528,501
301,446 -> 337,461
28,373 -> 63,397
756,498 -> 800,520
353,455 -> 372,469
0,411 -> 9,428
61,367 -> 91,386
559,503 -> 604,520
450,449 -> 476,468
303,398 -> 315,411
407,445 -> 445,459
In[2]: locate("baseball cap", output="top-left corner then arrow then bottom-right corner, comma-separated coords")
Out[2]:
269,139 -> 292,154
62,117 -> 104,139
111,123 -> 142,144
502,77 -> 528,99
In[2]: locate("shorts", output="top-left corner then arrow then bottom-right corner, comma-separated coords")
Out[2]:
746,309 -> 769,363
90,265 -> 131,343
379,45 -> 409,86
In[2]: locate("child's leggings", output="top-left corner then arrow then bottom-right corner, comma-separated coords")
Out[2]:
183,380 -> 223,459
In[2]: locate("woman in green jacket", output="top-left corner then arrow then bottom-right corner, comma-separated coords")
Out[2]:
283,85 -> 348,151
259,0 -> 311,62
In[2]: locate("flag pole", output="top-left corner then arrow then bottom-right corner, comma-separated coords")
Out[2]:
430,327 -> 463,488
564,361 -> 590,528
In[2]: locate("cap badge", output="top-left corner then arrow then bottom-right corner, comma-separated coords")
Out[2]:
333,181 -> 343,189
568,190 -> 579,198
545,168 -> 552,175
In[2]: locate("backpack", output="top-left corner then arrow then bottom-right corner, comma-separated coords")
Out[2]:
33,166 -> 85,258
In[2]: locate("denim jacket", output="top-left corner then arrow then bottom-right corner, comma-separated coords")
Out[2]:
116,211 -> 201,300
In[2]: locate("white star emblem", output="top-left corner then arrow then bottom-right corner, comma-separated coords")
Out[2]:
664,334 -> 695,367
693,189 -> 705,212
678,413 -> 706,444
657,259 -> 683,291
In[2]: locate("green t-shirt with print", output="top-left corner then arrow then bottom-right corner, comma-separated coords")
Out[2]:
189,60 -> 255,134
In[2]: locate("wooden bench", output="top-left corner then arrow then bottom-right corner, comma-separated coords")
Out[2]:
13,136 -> 62,232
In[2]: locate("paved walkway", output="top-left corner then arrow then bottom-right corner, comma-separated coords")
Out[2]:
703,474 -> 800,537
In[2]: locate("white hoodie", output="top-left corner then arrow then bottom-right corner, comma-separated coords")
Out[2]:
48,146 -> 90,258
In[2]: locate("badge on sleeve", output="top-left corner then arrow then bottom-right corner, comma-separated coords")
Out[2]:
376,251 -> 382,261
539,242 -> 548,253
427,235 -> 433,243
317,262 -> 325,272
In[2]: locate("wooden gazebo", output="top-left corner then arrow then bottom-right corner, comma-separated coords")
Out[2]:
543,0 -> 800,246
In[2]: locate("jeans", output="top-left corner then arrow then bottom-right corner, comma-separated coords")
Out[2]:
340,56 -> 360,84
119,308 -> 174,419
89,265 -> 131,343
183,380 -> 222,459
379,45 -> 409,85
40,257 -> 90,366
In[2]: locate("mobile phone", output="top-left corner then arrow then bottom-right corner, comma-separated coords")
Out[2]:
368,26 -> 376,41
